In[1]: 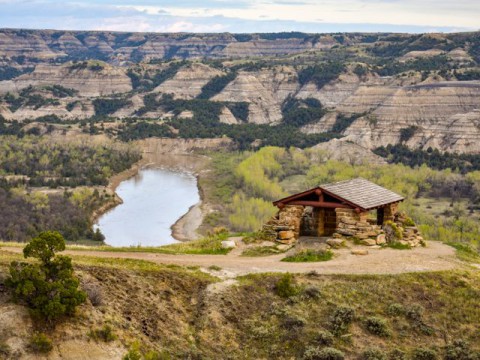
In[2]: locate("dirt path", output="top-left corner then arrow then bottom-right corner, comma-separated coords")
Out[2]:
1,241 -> 468,277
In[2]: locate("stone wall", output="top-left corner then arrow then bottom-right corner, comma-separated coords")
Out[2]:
262,203 -> 422,248
334,208 -> 385,246
262,205 -> 304,244
389,212 -> 425,247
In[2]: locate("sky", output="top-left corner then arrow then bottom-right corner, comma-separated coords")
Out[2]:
0,0 -> 479,34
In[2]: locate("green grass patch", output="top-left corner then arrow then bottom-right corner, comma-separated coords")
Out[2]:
2,233 -> 232,255
281,249 -> 333,262
386,242 -> 412,250
242,246 -> 287,257
446,242 -> 480,263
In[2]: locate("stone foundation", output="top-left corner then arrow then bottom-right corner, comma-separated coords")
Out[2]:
262,204 -> 423,248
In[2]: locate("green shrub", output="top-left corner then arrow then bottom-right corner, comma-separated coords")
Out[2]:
316,330 -> 334,346
89,324 -> 117,342
361,348 -> 387,360
303,286 -> 322,300
123,342 -> 142,360
386,242 -> 411,250
364,316 -> 391,337
7,231 -> 87,324
329,306 -> 355,335
386,303 -> 405,317
384,221 -> 403,242
274,273 -> 300,298
282,249 -> 333,262
281,314 -> 307,330
303,346 -> 345,360
444,340 -> 478,360
405,304 -> 424,322
0,342 -> 11,357
411,348 -> 437,360
30,333 -> 53,354
388,349 -> 407,360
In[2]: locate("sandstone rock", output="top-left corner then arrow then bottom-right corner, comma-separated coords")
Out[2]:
337,229 -> 356,236
341,218 -> 357,225
277,244 -> 293,251
361,239 -> 377,246
332,233 -> 343,239
351,249 -> 369,255
6,62 -> 132,97
278,231 -> 295,240
274,225 -> 292,231
376,234 -> 386,245
356,233 -> 370,240
326,238 -> 345,249
260,241 -> 276,247
221,240 -> 236,249
154,62 -> 224,99
276,238 -> 296,245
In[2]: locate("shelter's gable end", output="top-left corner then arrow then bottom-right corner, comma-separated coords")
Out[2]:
272,187 -> 320,206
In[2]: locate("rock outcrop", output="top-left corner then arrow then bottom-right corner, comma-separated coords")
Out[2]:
154,63 -> 224,99
1,63 -> 132,97
212,67 -> 297,124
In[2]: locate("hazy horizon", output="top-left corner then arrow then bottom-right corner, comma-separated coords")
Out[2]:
0,0 -> 478,34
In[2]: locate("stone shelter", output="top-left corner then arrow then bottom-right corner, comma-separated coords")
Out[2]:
264,178 -> 423,247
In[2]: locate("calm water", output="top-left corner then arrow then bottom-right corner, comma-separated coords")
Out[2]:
96,168 -> 199,247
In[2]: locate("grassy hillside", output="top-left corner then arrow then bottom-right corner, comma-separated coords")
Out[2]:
0,249 -> 479,359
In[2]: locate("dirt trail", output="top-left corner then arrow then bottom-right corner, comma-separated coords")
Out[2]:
1,241 -> 468,277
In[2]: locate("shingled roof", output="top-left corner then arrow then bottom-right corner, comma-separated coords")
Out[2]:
319,178 -> 404,210
273,178 -> 404,211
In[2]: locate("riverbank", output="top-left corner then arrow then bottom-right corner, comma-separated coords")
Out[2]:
98,138 -> 224,243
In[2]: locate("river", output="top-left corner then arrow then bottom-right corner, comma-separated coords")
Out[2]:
96,167 -> 200,247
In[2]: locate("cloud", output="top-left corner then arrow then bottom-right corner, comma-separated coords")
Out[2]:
0,0 -> 478,33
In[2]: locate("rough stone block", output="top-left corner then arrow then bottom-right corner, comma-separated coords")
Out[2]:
356,233 -> 370,240
326,238 -> 345,249
361,239 -> 377,246
341,218 -> 357,225
221,240 -> 236,249
376,234 -> 386,245
278,231 -> 295,240
351,249 -> 369,255
337,229 -> 355,236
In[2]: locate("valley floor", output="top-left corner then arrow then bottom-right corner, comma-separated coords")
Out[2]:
0,240 -> 466,278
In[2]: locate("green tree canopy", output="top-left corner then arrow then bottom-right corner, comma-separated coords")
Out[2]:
7,231 -> 86,325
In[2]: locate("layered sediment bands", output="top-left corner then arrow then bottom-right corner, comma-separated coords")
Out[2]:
1,63 -> 132,97
154,63 -> 225,99
0,30 -> 334,62
343,83 -> 480,153
212,68 -> 297,124
219,106 -> 240,124
297,73 -> 362,107
312,138 -> 388,165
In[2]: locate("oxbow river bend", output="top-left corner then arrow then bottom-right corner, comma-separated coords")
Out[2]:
96,168 -> 199,247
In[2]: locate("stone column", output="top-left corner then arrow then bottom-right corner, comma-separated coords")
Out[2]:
278,205 -> 304,240
315,208 -> 325,236
383,203 -> 399,224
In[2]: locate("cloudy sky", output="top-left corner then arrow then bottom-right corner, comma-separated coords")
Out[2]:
0,0 -> 479,33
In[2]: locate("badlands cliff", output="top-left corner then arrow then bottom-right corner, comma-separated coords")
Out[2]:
1,29 -> 480,154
